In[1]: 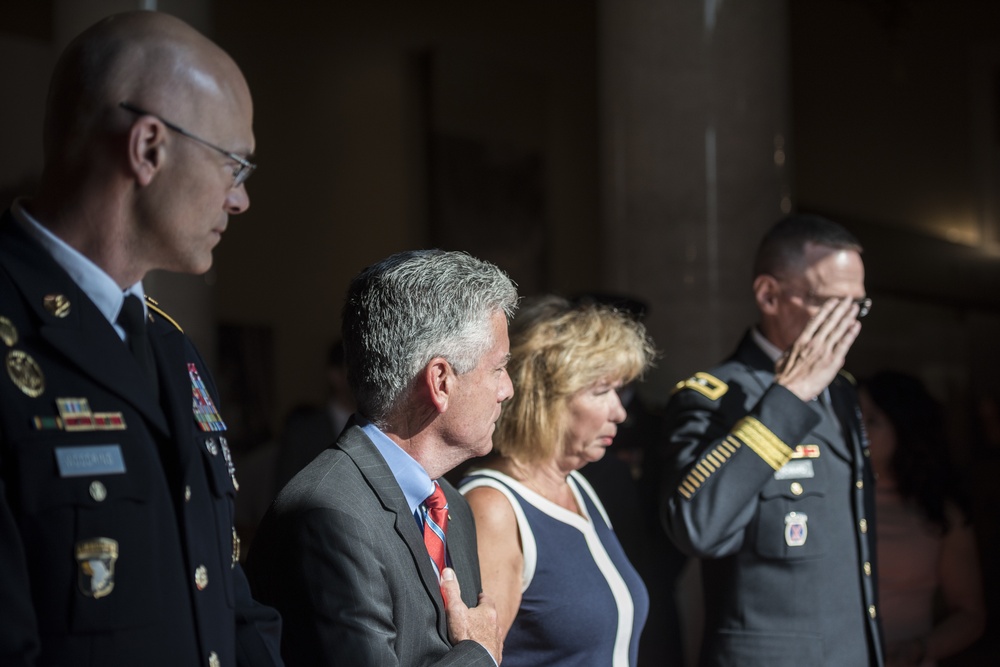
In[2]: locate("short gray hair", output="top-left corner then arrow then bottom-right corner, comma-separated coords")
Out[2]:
343,249 -> 518,426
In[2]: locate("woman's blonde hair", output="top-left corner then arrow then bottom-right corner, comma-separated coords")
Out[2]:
494,296 -> 656,464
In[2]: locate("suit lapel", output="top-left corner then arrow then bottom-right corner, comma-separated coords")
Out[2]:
0,215 -> 170,435
338,426 -> 451,640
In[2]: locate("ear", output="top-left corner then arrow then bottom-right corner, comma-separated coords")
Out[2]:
126,117 -> 168,187
753,274 -> 781,316
422,357 -> 455,415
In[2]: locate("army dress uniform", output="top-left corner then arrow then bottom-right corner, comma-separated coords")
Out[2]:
0,210 -> 282,666
661,330 -> 883,667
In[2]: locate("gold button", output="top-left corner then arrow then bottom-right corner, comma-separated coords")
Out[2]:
195,565 -> 209,590
868,604 -> 877,619
790,482 -> 803,495
209,651 -> 220,667
863,561 -> 872,576
863,448 -> 871,457
184,485 -> 192,502
856,480 -> 864,489
859,518 -> 868,533
89,481 -> 107,502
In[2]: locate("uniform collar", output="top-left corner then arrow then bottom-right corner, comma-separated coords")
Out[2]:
12,199 -> 145,334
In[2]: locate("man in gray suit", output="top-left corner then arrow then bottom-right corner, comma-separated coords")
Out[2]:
246,249 -> 515,666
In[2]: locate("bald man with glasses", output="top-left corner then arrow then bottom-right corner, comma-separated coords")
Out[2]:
660,214 -> 884,667
0,11 -> 281,666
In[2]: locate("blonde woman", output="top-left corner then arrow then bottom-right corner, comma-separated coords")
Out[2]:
460,296 -> 656,667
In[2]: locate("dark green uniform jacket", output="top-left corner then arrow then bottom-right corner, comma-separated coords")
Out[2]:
0,211 -> 282,666
662,332 -> 883,667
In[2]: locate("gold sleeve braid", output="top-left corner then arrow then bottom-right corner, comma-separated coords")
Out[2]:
731,416 -> 794,470
677,417 -> 792,500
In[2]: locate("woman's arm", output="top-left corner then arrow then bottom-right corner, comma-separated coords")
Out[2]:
464,486 -> 525,638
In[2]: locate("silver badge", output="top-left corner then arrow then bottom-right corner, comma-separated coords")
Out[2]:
774,460 -> 815,480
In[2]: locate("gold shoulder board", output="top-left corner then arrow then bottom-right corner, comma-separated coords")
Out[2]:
838,369 -> 856,385
144,296 -> 184,333
673,371 -> 728,401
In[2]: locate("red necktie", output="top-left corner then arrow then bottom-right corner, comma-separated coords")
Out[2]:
422,482 -> 449,579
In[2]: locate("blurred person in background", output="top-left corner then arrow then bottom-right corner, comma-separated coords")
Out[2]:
860,371 -> 985,667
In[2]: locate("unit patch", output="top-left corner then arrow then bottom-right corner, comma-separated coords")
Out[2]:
784,512 -> 808,547
76,537 -> 118,598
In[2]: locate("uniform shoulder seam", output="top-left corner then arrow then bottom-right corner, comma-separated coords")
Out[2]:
144,295 -> 184,333
672,371 -> 729,401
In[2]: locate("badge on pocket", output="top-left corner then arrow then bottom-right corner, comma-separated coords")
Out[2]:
784,512 -> 808,547
76,537 -> 118,598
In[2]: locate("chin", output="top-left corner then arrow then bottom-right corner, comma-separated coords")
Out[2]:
472,438 -> 495,459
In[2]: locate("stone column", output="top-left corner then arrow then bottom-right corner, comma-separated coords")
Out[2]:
599,0 -> 793,397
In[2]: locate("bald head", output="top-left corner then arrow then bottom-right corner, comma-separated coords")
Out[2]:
44,11 -> 250,171
30,11 -> 255,287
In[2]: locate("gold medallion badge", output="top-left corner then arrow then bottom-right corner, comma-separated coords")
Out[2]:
6,350 -> 44,398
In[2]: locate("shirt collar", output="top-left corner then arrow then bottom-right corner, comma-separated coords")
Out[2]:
750,326 -> 784,364
359,417 -> 435,517
12,199 -> 145,333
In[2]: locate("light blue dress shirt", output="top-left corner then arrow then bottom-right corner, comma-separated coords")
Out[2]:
12,199 -> 145,341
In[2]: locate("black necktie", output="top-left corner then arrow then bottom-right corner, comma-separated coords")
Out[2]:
118,294 -> 159,398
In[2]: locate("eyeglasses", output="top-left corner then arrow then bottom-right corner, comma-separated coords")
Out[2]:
119,101 -> 256,188
804,295 -> 872,319
780,281 -> 873,319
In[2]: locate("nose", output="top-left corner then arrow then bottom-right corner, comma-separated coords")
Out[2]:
225,183 -> 250,214
610,391 -> 627,424
498,369 -> 514,403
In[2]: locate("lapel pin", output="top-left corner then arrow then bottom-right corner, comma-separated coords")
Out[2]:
0,317 -> 17,347
43,294 -> 71,318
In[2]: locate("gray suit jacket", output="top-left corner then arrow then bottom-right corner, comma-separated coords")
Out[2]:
246,423 -> 494,666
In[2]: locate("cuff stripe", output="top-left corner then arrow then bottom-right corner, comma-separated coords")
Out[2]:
730,416 -> 793,471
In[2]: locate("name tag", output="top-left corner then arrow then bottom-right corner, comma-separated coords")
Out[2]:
55,445 -> 126,477
774,459 -> 814,480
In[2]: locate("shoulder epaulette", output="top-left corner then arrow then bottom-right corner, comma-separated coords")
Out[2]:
672,371 -> 728,401
144,295 -> 184,333
838,369 -> 856,385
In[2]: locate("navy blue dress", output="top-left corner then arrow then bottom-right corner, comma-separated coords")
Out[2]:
460,469 -> 648,667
